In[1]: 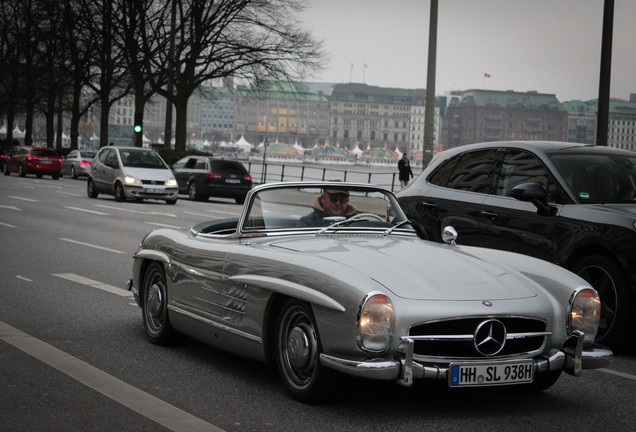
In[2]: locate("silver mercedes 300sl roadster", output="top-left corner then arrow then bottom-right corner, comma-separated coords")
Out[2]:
127,181 -> 612,402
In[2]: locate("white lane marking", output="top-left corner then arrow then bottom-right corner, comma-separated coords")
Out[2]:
14,183 -> 35,188
57,191 -> 81,197
65,206 -> 111,215
145,222 -> 182,229
16,276 -> 33,282
7,195 -> 39,202
183,212 -> 225,219
53,273 -> 133,298
0,321 -> 226,432
93,204 -> 177,218
0,221 -> 17,228
205,209 -> 241,216
598,368 -> 636,381
0,205 -> 22,211
59,238 -> 126,254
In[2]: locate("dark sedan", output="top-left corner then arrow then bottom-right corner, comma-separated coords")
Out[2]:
3,146 -> 61,179
397,141 -> 636,348
172,156 -> 252,204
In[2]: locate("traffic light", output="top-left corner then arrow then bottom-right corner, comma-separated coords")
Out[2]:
134,124 -> 142,133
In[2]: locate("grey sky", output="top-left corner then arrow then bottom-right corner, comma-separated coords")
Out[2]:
299,0 -> 635,102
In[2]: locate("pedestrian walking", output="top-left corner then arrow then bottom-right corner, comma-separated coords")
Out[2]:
398,153 -> 414,188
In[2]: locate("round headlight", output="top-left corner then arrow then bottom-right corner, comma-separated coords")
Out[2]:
356,293 -> 393,353
568,287 -> 601,343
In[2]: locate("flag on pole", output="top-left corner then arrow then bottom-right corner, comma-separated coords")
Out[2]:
484,73 -> 491,78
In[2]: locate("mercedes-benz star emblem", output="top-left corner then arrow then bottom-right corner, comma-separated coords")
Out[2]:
151,180 -> 156,185
474,319 -> 507,356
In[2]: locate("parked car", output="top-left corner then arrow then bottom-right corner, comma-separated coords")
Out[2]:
61,150 -> 97,178
127,181 -> 611,403
397,141 -> 636,348
0,147 -> 6,172
3,146 -> 61,179
87,146 -> 178,204
171,156 -> 252,204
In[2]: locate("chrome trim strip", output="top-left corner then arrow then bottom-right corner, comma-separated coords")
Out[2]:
409,331 -> 551,341
168,305 -> 262,344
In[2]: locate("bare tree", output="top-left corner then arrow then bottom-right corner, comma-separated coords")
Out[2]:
145,0 -> 327,152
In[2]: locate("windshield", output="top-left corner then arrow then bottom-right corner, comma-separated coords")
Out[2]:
550,153 -> 636,203
242,185 -> 411,232
120,149 -> 167,169
80,151 -> 96,159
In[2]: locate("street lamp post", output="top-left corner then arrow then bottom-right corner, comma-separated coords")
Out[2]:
260,138 -> 269,183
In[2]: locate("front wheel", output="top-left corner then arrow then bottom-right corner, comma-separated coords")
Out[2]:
3,165 -> 10,176
87,178 -> 98,198
18,164 -> 25,177
572,255 -> 631,347
165,199 -> 177,205
142,262 -> 182,345
114,182 -> 127,202
275,299 -> 332,403
188,182 -> 201,201
71,166 -> 77,179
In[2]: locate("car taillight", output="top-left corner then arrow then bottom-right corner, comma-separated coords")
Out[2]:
79,160 -> 91,166
28,156 -> 33,161
57,158 -> 62,163
205,172 -> 222,179
244,174 -> 252,181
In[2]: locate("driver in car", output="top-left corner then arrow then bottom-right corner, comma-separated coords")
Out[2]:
297,187 -> 359,227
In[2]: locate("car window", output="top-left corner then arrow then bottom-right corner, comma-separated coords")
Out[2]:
446,149 -> 499,193
120,149 -> 167,169
98,148 -> 110,164
69,151 -> 78,158
195,160 -> 206,170
185,158 -> 197,169
495,150 -> 560,203
105,149 -> 119,168
80,151 -> 96,159
31,149 -> 57,157
172,158 -> 187,169
209,160 -> 249,174
428,154 -> 460,187
550,153 -> 636,203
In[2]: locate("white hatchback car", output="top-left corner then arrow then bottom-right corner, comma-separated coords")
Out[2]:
87,146 -> 178,204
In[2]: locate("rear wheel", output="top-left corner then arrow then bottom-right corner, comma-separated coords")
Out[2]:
275,298 -> 332,403
52,174 -> 59,180
114,182 -> 127,202
36,173 -> 43,178
142,262 -> 181,345
71,166 -> 77,179
3,165 -> 9,176
572,255 -> 631,347
235,196 -> 246,205
18,164 -> 25,177
188,182 -> 200,201
87,178 -> 98,198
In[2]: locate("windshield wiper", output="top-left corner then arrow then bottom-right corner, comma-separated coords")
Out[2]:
383,220 -> 413,236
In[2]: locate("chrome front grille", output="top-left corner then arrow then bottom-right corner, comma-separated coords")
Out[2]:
409,317 -> 549,359
141,180 -> 165,185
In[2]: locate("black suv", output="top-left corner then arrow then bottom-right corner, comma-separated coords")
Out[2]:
397,141 -> 636,347
172,156 -> 252,204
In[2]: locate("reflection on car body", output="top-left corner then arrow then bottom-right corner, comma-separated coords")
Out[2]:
127,181 -> 611,402
397,141 -> 636,348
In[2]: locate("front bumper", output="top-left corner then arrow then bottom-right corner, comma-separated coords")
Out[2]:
320,332 -> 613,387
124,185 -> 178,200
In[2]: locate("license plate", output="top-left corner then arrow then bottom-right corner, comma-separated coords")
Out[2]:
449,360 -> 534,387
144,188 -> 162,193
225,179 -> 240,184
41,160 -> 52,164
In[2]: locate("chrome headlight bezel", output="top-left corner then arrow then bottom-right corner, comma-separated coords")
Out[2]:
355,291 -> 394,353
568,286 -> 601,343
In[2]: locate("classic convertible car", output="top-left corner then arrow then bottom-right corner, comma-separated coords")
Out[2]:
127,181 -> 612,402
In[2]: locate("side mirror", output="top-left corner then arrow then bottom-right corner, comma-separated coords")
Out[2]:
442,226 -> 458,245
511,182 -> 553,216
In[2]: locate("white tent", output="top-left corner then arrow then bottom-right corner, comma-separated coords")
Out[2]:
203,140 -> 211,147
13,126 -> 25,138
394,146 -> 403,158
292,141 -> 304,156
351,144 -> 363,156
157,138 -> 164,144
142,134 -> 151,143
233,136 -> 253,152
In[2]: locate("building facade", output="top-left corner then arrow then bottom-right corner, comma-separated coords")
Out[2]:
562,100 -> 597,145
442,89 -> 567,149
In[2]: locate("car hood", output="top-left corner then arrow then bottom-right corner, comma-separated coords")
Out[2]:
270,236 -> 540,301
582,203 -> 636,217
123,167 -> 173,181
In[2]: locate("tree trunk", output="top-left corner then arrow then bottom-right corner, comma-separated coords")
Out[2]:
174,97 -> 188,152
99,102 -> 110,148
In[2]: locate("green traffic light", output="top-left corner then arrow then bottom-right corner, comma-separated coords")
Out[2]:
134,125 -> 142,133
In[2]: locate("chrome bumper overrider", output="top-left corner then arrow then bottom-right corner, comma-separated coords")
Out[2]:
320,332 -> 613,387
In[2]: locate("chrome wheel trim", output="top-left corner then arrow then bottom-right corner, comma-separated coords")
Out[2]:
144,271 -> 167,336
188,183 -> 197,200
279,307 -> 319,389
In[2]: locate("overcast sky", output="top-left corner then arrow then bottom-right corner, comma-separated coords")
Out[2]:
299,0 -> 635,102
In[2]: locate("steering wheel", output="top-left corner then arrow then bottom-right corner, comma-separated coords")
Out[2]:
347,213 -> 386,223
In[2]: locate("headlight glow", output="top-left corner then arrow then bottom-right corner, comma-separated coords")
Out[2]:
568,287 -> 601,343
356,293 -> 393,353
124,175 -> 141,185
166,178 -> 177,187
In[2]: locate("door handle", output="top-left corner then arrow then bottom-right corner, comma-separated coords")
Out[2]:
480,211 -> 498,219
420,201 -> 438,208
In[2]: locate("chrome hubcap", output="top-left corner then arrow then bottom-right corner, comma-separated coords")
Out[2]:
287,326 -> 311,369
147,283 -> 163,319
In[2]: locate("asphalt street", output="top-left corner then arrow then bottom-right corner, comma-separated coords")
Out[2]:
1,172 -> 635,432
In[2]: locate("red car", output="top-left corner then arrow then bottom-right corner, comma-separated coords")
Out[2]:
3,146 -> 62,179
